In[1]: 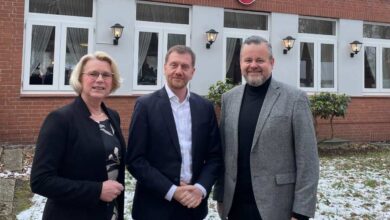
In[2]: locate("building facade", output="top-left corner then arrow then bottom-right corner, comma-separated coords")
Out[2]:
1,0 -> 390,144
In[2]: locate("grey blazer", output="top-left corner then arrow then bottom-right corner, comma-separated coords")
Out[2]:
214,78 -> 319,220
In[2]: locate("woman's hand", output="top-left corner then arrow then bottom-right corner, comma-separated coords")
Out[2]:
100,180 -> 124,202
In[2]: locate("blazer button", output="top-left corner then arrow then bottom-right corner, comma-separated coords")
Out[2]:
174,178 -> 179,182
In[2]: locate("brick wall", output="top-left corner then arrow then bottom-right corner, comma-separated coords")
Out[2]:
316,97 -> 390,142
0,96 -> 136,145
153,0 -> 390,23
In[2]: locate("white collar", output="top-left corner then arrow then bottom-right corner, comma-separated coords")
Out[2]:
165,85 -> 190,102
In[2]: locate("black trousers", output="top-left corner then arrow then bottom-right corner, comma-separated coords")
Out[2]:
228,201 -> 262,220
169,200 -> 203,220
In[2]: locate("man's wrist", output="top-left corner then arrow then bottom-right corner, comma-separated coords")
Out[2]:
165,185 -> 177,201
194,183 -> 207,198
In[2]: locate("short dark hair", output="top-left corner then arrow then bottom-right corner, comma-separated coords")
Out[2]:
241,35 -> 273,59
165,45 -> 196,67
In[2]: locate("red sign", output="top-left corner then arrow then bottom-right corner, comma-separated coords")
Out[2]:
238,0 -> 255,5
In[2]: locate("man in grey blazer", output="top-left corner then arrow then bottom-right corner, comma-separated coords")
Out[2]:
213,35 -> 319,220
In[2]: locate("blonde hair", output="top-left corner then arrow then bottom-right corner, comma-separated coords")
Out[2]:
69,51 -> 121,94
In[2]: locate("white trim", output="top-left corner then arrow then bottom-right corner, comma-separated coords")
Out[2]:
132,26 -> 191,92
132,2 -> 191,93
362,42 -> 390,94
297,36 -> 338,92
22,0 -> 95,94
222,29 -> 269,84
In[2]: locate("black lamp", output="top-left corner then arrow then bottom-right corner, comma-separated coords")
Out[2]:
206,29 -> 218,49
350,40 -> 363,58
282,36 -> 296,54
111,23 -> 124,45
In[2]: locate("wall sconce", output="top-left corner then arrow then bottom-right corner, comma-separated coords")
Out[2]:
350,40 -> 363,57
206,29 -> 218,49
282,36 -> 296,54
111,23 -> 124,45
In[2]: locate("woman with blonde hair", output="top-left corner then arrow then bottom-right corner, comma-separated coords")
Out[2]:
31,51 -> 126,220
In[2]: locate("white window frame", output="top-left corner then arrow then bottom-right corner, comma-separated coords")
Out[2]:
362,40 -> 390,94
222,10 -> 270,84
298,34 -> 338,92
133,8 -> 191,92
22,1 -> 95,94
223,29 -> 269,84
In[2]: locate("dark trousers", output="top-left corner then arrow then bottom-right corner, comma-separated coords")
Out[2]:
169,200 -> 203,220
228,200 -> 262,220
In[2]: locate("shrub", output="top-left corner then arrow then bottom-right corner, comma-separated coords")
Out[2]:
310,92 -> 351,140
207,79 -> 236,107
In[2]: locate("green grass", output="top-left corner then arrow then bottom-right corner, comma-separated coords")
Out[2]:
363,179 -> 379,188
320,148 -> 390,171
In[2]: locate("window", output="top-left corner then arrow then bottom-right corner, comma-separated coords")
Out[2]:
363,45 -> 390,91
223,10 -> 269,85
363,23 -> 390,93
134,2 -> 190,91
136,3 -> 189,24
364,24 -> 390,40
298,17 -> 337,92
29,0 -> 93,17
23,0 -> 94,92
299,18 -> 336,35
224,11 -> 267,30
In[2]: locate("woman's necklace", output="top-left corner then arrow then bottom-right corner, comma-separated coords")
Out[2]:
91,111 -> 104,117
90,110 -> 107,122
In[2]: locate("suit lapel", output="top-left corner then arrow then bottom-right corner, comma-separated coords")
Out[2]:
230,85 -> 245,161
189,95 -> 197,159
251,79 -> 280,151
158,88 -> 182,156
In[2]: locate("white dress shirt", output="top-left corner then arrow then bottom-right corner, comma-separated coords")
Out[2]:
164,85 -> 206,201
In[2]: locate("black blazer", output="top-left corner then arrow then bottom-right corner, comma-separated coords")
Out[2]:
30,96 -> 126,220
126,88 -> 222,220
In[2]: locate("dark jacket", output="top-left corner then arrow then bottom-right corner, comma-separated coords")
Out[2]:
31,96 -> 126,220
126,88 -> 222,220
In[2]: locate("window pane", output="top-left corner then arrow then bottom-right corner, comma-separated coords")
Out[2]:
226,38 -> 242,84
321,44 -> 334,88
224,11 -> 267,30
136,3 -> 189,24
383,48 -> 390,88
30,25 -> 55,85
364,47 -> 376,88
167,34 -> 186,50
65,28 -> 89,85
138,32 -> 158,85
364,24 -> 390,40
300,42 -> 314,87
29,0 -> 93,17
299,18 -> 335,35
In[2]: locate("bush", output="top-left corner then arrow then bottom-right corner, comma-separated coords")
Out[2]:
207,79 -> 236,107
310,92 -> 351,140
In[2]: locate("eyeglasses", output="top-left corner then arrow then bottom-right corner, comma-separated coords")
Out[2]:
84,71 -> 113,80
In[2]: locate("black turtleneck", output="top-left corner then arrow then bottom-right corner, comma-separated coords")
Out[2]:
233,76 -> 271,204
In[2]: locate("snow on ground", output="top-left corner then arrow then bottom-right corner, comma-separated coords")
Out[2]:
12,151 -> 390,219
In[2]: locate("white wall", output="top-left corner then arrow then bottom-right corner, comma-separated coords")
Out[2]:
270,13 -> 299,87
92,2 -> 367,97
337,19 -> 364,96
190,6 -> 224,95
95,0 -> 136,95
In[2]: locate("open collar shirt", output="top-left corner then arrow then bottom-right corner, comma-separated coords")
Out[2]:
164,85 -> 206,201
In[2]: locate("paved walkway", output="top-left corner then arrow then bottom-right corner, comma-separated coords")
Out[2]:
0,145 -> 33,220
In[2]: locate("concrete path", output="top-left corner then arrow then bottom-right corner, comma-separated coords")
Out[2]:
0,145 -> 32,220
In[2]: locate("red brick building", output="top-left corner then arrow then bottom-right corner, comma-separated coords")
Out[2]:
1,0 -> 390,145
